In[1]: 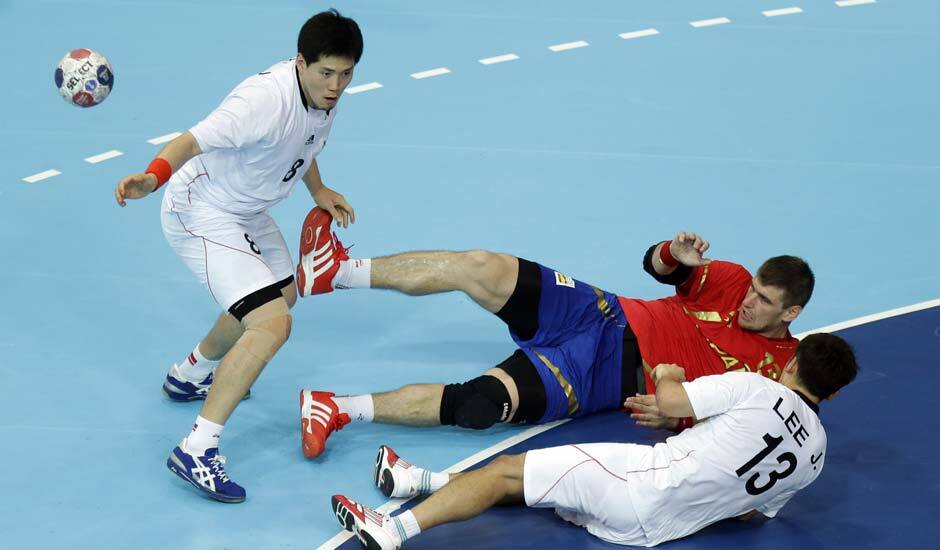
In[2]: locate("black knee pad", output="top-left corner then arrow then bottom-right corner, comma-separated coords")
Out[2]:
440,375 -> 512,430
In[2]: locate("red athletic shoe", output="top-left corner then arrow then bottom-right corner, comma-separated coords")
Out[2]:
301,390 -> 350,458
297,207 -> 350,297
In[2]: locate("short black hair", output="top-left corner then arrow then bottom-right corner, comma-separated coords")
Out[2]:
756,255 -> 815,308
297,9 -> 363,65
794,333 -> 859,400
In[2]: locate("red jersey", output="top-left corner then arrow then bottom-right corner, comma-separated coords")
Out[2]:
617,260 -> 798,393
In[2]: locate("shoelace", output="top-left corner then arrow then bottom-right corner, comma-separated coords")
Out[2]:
332,233 -> 352,261
328,411 -> 350,432
209,454 -> 231,484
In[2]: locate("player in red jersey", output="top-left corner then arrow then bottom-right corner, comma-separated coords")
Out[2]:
298,224 -> 814,457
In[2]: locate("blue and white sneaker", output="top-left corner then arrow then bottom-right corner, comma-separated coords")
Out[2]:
166,440 -> 246,503
162,363 -> 250,402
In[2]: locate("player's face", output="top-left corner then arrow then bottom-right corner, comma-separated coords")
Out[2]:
738,277 -> 797,334
297,55 -> 356,110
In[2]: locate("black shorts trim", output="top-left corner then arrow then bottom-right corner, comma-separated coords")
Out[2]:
494,349 -> 547,424
228,281 -> 285,321
277,274 -> 295,289
495,258 -> 541,341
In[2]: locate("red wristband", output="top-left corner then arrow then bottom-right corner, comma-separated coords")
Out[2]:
658,240 -> 678,267
145,158 -> 172,192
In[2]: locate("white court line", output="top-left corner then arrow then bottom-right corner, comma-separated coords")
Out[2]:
83,150 -> 123,164
763,7 -> 804,17
346,82 -> 383,94
690,17 -> 732,28
147,132 -> 181,145
479,53 -> 519,65
22,169 -> 61,183
411,67 -> 451,79
619,28 -> 660,40
836,0 -> 876,7
316,419 -> 569,550
548,40 -> 589,52
795,298 -> 940,338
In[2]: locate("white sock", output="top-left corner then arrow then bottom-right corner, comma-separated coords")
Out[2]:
390,510 -> 421,543
185,415 -> 225,454
410,467 -> 450,494
179,344 -> 217,381
333,394 -> 375,422
333,258 -> 372,289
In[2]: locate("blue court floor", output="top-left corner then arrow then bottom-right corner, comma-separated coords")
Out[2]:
1,1 -> 937,549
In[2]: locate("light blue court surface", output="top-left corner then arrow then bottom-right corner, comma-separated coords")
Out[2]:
1,1 -> 937,548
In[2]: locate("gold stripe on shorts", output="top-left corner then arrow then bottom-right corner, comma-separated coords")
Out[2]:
533,351 -> 579,416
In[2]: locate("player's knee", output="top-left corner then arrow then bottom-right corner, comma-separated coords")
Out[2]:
238,310 -> 291,364
488,453 -> 524,475
440,375 -> 512,430
461,250 -> 502,280
460,250 -> 516,295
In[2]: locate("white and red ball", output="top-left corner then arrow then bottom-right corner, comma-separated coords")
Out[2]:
54,49 -> 114,108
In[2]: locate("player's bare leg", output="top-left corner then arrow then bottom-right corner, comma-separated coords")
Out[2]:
413,453 -> 525,527
164,283 -> 297,401
201,298 -> 291,424
372,384 -> 444,425
371,250 -> 519,313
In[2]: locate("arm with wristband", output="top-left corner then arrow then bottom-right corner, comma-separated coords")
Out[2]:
642,232 -> 712,286
114,131 -> 202,207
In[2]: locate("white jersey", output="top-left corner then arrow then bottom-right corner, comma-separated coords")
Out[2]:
166,59 -> 336,216
628,373 -> 826,546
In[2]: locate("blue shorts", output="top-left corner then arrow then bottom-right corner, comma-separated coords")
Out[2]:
509,263 -> 627,423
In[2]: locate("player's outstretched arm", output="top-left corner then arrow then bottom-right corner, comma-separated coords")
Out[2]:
114,132 -> 202,207
653,364 -> 694,418
302,159 -> 355,228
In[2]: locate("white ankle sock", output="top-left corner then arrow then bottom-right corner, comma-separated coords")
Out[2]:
410,467 -> 450,494
333,258 -> 372,289
179,344 -> 217,381
333,394 -> 375,422
185,415 -> 225,454
390,510 -> 421,543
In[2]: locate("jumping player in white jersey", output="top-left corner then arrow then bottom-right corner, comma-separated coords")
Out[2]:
113,9 -> 361,503
331,333 -> 858,548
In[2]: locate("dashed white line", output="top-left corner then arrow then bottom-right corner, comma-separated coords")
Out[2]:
836,0 -> 876,6
763,7 -> 804,17
690,17 -> 732,28
619,28 -> 660,40
548,40 -> 589,52
411,67 -> 451,80
84,150 -> 124,164
147,132 -> 181,145
346,82 -> 383,94
22,170 -> 61,183
479,53 -> 519,65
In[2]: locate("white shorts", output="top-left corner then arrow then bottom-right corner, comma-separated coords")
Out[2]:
161,193 -> 294,311
524,443 -> 651,547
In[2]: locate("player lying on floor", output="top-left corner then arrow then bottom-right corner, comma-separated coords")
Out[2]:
297,209 -> 817,458
332,333 -> 858,548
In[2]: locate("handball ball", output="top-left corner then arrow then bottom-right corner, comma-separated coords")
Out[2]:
54,49 -> 114,108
